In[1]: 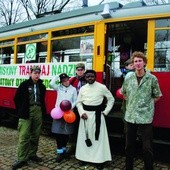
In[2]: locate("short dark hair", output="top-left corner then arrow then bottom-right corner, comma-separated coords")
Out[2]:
124,58 -> 132,66
85,70 -> 96,76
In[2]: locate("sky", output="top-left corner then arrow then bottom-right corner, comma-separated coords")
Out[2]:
88,0 -> 134,6
88,0 -> 170,6
61,0 -> 170,12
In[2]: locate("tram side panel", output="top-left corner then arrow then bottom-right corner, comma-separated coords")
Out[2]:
0,86 -> 56,129
152,72 -> 170,142
153,72 -> 170,128
0,87 -> 17,127
0,87 -> 16,109
1,71 -> 170,142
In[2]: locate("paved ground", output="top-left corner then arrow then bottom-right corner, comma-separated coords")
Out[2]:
0,126 -> 170,170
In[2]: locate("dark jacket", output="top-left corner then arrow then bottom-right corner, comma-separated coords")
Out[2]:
14,77 -> 46,119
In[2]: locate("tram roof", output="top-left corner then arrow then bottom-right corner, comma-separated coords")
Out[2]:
0,1 -> 170,38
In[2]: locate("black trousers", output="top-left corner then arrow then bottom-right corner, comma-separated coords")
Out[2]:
55,134 -> 69,149
125,122 -> 154,170
70,107 -> 80,144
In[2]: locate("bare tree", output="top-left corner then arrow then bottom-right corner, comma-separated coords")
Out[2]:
63,0 -> 82,11
19,0 -> 72,19
0,0 -> 23,26
0,0 -> 83,27
18,0 -> 32,20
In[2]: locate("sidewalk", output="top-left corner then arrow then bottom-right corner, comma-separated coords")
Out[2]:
0,126 -> 170,170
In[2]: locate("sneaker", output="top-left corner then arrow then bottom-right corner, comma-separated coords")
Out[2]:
29,155 -> 42,162
55,154 -> 64,163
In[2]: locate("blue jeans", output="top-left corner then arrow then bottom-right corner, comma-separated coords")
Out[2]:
125,122 -> 153,170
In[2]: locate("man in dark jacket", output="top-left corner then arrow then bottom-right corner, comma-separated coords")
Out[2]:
12,66 -> 46,170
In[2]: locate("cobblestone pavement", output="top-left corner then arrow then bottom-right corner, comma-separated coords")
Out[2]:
0,126 -> 170,170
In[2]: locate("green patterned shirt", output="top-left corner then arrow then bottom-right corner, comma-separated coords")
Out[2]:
122,71 -> 162,124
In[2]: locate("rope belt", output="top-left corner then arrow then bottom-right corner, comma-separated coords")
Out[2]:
83,102 -> 105,140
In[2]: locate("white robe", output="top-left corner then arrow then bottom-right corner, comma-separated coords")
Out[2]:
75,81 -> 115,163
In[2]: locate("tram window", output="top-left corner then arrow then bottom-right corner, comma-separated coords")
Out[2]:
18,33 -> 48,42
52,26 -> 94,38
17,58 -> 23,64
17,41 -> 47,63
0,39 -> 14,46
154,50 -> 166,68
38,56 -> 46,63
154,29 -> 170,71
51,36 -> 93,65
0,46 -> 13,64
156,19 -> 170,28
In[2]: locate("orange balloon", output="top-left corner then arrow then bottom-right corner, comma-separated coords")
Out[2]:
63,110 -> 76,123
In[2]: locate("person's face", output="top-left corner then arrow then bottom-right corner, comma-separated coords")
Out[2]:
76,68 -> 85,77
61,78 -> 70,87
30,71 -> 40,83
133,57 -> 146,71
125,63 -> 134,70
85,73 -> 96,84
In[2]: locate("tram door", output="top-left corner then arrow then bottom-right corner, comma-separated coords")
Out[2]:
104,20 -> 147,112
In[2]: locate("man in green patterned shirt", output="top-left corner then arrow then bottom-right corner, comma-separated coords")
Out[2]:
121,51 -> 162,170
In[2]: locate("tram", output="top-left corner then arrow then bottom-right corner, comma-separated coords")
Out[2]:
0,1 -> 170,143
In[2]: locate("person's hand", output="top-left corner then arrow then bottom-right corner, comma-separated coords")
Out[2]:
81,113 -> 88,120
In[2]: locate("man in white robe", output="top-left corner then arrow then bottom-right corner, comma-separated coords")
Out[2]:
75,70 -> 115,169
